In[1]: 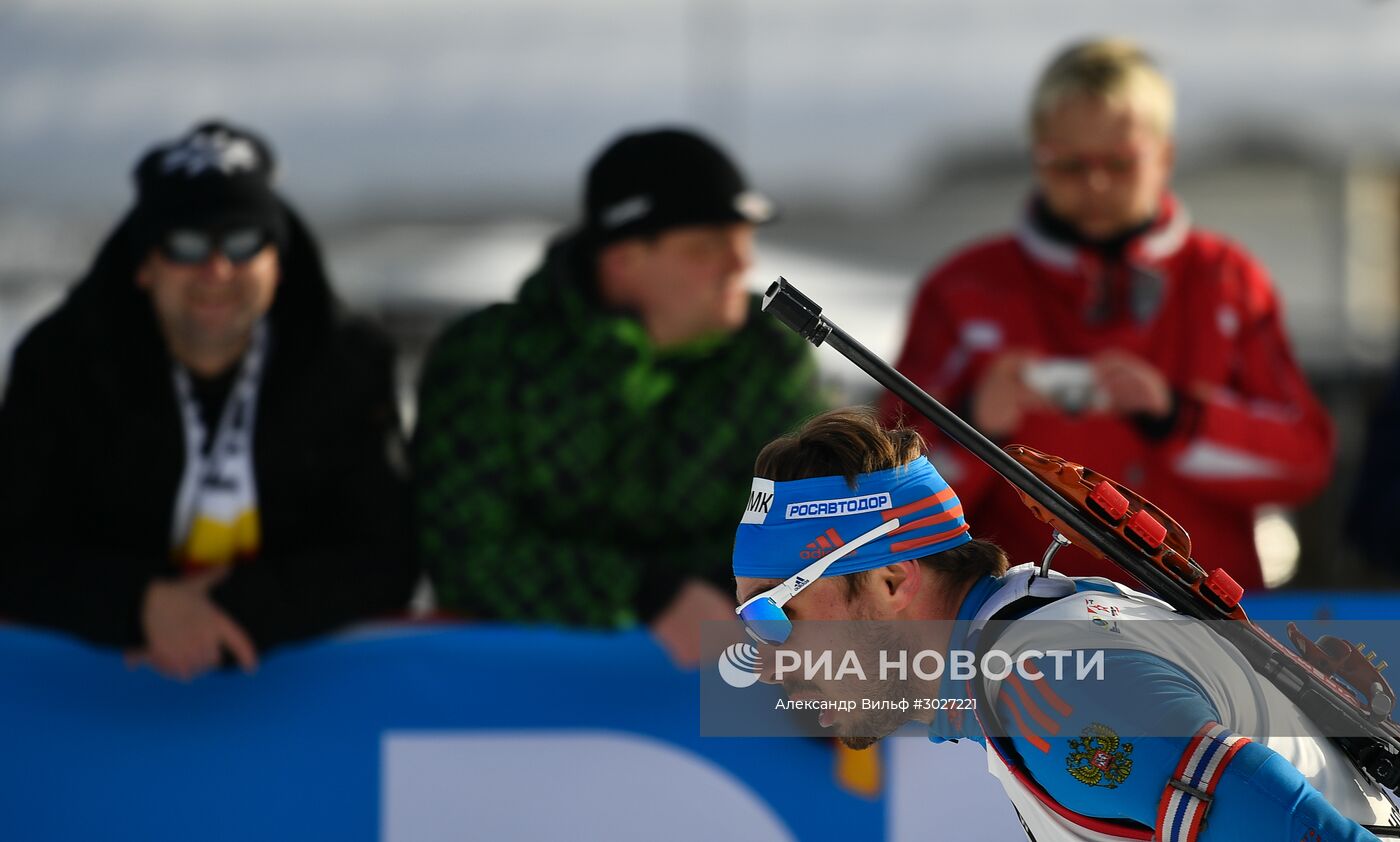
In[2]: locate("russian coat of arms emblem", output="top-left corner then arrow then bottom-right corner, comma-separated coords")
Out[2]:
1066,722 -> 1134,788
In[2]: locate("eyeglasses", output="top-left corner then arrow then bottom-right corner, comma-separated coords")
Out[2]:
1033,145 -> 1143,180
160,227 -> 271,265
735,517 -> 901,646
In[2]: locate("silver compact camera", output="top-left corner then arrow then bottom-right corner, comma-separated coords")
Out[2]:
1021,358 -> 1103,414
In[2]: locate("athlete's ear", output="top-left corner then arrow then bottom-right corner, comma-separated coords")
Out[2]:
869,560 -> 922,616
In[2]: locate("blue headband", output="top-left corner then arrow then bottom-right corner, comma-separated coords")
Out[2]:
731,455 -> 971,579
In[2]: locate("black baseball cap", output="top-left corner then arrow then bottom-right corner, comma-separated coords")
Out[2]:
129,120 -> 288,251
583,127 -> 775,244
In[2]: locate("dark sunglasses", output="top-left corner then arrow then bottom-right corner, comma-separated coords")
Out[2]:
160,227 -> 271,265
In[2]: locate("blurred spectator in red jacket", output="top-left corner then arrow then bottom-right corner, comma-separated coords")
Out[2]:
881,38 -> 1333,591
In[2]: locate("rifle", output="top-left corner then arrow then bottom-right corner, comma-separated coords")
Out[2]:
761,276 -> 1400,791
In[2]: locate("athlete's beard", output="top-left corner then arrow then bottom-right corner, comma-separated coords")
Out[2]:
800,620 -> 918,751
837,671 -> 910,749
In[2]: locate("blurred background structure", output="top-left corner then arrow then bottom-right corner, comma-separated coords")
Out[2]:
3,0 -> 1400,588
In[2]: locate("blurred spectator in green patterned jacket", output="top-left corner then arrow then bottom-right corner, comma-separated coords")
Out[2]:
413,127 -> 823,666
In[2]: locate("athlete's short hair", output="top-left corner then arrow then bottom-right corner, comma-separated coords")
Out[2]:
754,407 -> 1008,600
1030,37 -> 1176,139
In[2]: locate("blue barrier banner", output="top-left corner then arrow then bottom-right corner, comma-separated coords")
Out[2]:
0,623 -> 885,841
0,591 -> 1391,841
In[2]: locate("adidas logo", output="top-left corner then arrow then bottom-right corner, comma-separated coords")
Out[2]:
793,576 -> 811,591
798,528 -> 847,560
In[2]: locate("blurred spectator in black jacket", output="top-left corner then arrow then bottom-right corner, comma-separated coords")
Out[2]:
0,120 -> 416,680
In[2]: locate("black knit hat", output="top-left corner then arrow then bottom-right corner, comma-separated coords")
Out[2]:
583,127 -> 774,244
129,119 -> 288,251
